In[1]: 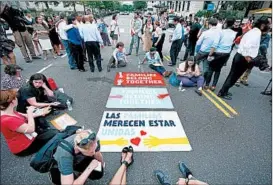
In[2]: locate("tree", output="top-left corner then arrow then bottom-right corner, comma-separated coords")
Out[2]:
35,1 -> 50,9
63,1 -> 77,12
133,1 -> 147,10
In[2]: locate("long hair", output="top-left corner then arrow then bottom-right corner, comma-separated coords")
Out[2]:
184,56 -> 196,72
28,73 -> 51,100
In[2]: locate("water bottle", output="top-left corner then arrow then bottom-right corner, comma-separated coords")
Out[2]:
178,81 -> 183,91
66,100 -> 73,111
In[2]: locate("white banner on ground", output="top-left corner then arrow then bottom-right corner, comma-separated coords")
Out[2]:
97,111 -> 192,152
106,87 -> 174,109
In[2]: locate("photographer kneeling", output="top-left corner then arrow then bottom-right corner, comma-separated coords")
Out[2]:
49,129 -> 104,185
0,89 -> 58,156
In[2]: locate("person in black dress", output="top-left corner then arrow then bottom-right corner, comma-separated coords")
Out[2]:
46,17 -> 62,56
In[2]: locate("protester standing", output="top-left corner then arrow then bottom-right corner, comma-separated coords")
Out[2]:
127,12 -> 142,56
218,19 -> 268,100
79,15 -> 104,72
152,21 -> 165,61
46,17 -> 62,56
110,14 -> 120,47
33,16 -> 57,60
98,17 -> 111,46
56,14 -> 77,69
142,20 -> 153,52
183,17 -> 201,60
168,17 -> 182,66
66,16 -> 86,72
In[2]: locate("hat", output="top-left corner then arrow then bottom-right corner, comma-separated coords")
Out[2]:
24,9 -> 31,14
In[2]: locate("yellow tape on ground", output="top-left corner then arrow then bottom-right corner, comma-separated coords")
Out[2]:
164,56 -> 170,61
202,90 -> 233,118
207,89 -> 238,115
166,56 -> 171,60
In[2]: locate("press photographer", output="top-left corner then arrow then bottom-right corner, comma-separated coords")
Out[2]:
0,2 -> 40,63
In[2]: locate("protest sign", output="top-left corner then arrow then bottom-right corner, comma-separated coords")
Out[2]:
97,111 -> 192,152
114,72 -> 165,86
106,87 -> 174,109
50,113 -> 77,130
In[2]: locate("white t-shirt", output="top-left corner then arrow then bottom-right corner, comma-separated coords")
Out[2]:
154,27 -> 162,37
110,20 -> 119,34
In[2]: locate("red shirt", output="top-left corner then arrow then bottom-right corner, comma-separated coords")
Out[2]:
1,112 -> 34,154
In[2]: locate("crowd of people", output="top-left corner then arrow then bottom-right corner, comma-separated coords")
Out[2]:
0,3 -> 272,184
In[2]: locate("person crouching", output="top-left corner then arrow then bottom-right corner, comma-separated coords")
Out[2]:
107,42 -> 127,72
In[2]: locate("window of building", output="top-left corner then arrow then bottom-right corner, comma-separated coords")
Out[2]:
182,1 -> 185,11
187,1 -> 190,11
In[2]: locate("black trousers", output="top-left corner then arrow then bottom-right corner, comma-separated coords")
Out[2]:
205,53 -> 230,87
70,43 -> 85,70
183,39 -> 196,60
85,41 -> 102,71
170,39 -> 182,65
16,128 -> 59,156
152,37 -> 164,60
219,52 -> 253,95
49,156 -> 104,185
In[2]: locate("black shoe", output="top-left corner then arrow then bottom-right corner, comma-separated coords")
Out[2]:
195,89 -> 202,96
98,68 -> 102,72
126,53 -> 131,56
70,67 -> 76,70
227,92 -> 232,96
90,69 -> 94,72
217,93 -> 232,100
25,60 -> 32,63
168,63 -> 175,66
178,162 -> 192,179
154,170 -> 171,185
32,56 -> 41,59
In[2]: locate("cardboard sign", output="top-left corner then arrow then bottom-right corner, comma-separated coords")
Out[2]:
50,113 -> 77,130
106,87 -> 174,109
114,72 -> 165,86
97,111 -> 192,152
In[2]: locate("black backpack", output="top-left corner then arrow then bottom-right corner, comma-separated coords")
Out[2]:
30,125 -> 81,173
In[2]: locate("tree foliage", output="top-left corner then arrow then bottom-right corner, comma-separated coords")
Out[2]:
133,1 -> 147,10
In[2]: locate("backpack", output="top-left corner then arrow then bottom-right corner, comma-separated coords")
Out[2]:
30,125 -> 81,173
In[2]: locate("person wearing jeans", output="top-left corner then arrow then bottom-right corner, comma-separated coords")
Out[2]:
56,14 -> 76,69
66,16 -> 86,72
177,56 -> 204,96
142,47 -> 172,77
127,12 -> 142,56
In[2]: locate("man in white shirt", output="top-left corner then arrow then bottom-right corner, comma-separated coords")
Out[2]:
218,19 -> 269,100
79,15 -> 104,72
168,16 -> 182,66
56,14 -> 77,69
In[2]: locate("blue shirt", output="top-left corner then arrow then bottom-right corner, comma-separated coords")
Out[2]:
145,52 -> 161,65
196,27 -> 221,53
215,29 -> 237,53
79,23 -> 103,45
66,27 -> 82,45
98,23 -> 108,33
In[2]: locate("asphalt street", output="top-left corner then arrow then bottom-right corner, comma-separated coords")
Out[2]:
1,14 -> 272,185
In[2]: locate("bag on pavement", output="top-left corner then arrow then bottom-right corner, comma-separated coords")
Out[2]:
48,90 -> 73,109
169,72 -> 180,87
30,125 -> 81,173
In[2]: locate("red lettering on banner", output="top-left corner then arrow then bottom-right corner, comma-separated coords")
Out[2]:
114,72 -> 166,86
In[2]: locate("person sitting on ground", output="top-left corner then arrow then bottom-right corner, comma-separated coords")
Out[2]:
1,64 -> 24,91
107,42 -> 128,72
177,56 -> 204,96
0,89 -> 58,156
141,47 -> 172,77
154,162 -> 208,185
16,73 -> 60,113
109,146 -> 134,185
49,129 -> 104,185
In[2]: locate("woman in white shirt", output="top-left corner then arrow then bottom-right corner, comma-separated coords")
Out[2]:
142,20 -> 153,52
110,14 -> 120,46
152,21 -> 165,61
177,56 -> 204,96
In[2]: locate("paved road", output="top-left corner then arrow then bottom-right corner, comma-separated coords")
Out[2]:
1,14 -> 272,185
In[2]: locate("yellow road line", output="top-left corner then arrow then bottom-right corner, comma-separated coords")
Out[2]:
207,89 -> 238,115
166,56 -> 171,60
164,56 -> 170,61
202,90 -> 233,118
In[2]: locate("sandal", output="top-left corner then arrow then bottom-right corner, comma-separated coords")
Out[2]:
120,147 -> 129,164
127,145 -> 134,167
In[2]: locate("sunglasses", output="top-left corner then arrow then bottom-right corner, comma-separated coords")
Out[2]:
77,132 -> 96,147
